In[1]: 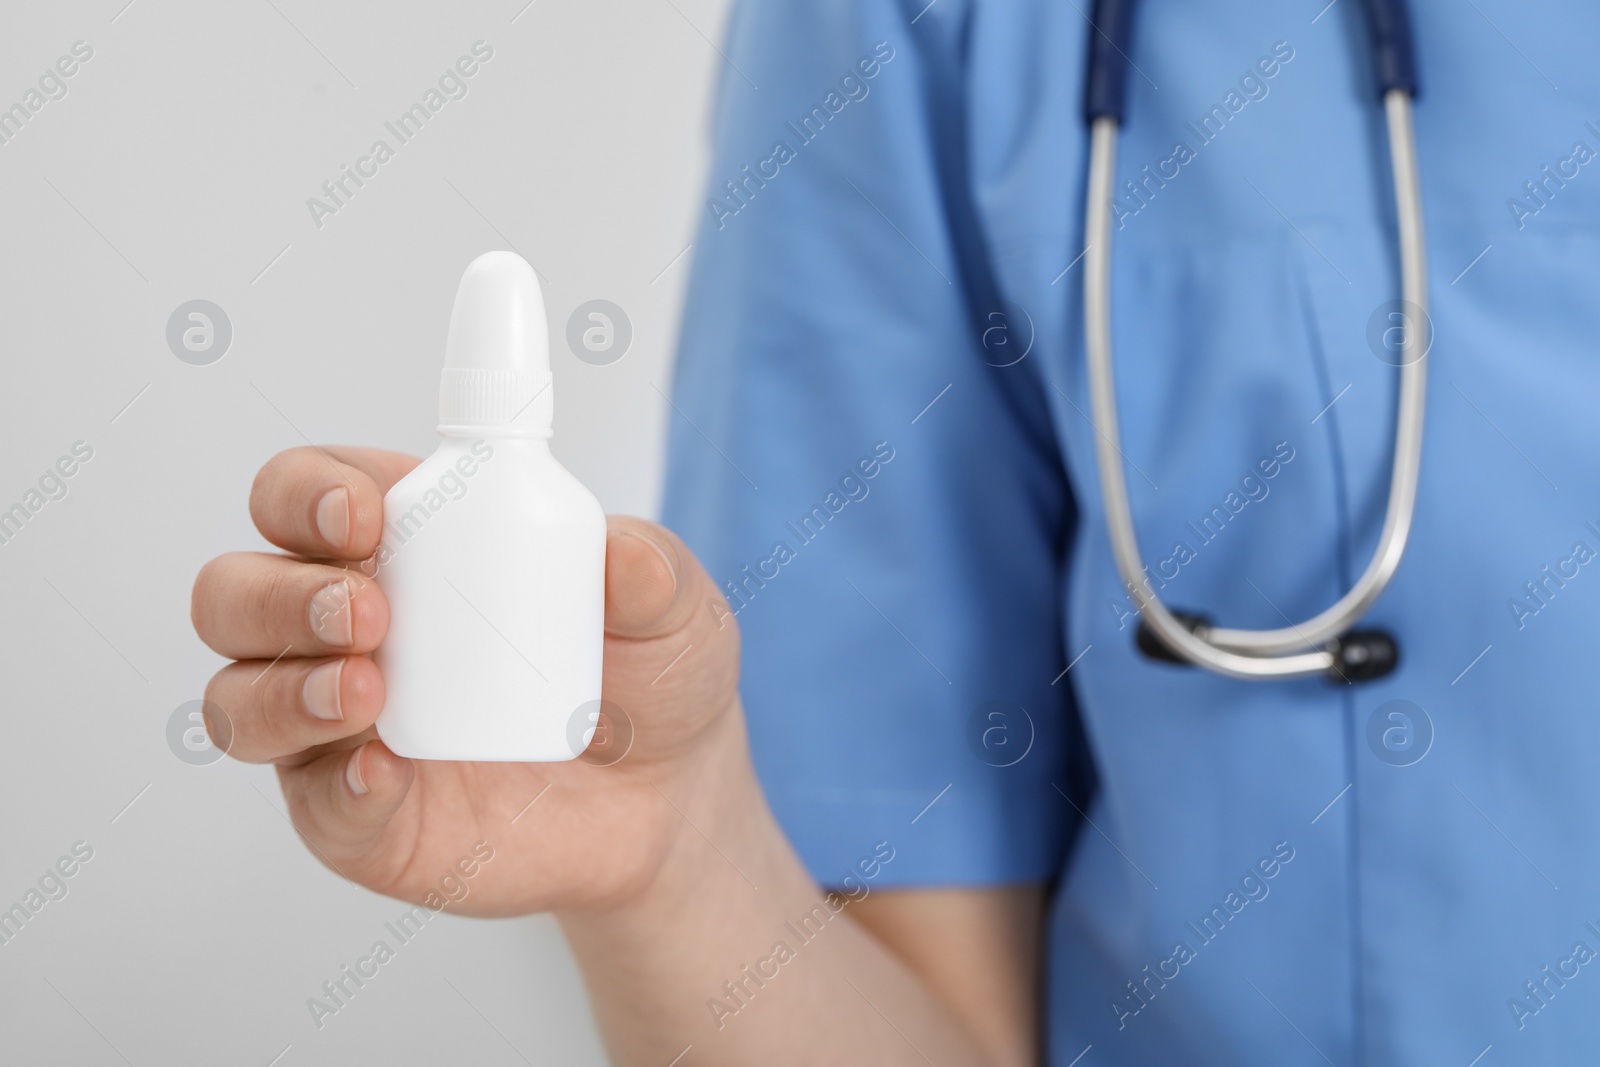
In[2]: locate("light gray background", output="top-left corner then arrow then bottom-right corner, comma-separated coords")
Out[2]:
0,1 -> 728,1062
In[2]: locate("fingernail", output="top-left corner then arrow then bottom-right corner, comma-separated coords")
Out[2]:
345,746 -> 369,796
316,487 -> 350,550
309,581 -> 353,646
302,660 -> 344,721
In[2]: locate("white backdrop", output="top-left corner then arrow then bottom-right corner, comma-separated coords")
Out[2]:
0,0 -> 727,1062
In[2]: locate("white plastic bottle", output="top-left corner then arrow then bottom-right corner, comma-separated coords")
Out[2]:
374,251 -> 606,761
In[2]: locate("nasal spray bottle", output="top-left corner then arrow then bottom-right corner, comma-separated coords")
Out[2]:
374,251 -> 606,761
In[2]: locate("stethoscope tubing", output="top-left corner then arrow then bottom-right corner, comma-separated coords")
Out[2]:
1083,0 -> 1420,122
1080,0 -> 1428,680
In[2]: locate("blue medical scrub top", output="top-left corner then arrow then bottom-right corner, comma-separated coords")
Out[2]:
660,1 -> 1600,1062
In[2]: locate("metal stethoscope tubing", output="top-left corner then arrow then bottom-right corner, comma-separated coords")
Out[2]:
1081,0 -> 1428,680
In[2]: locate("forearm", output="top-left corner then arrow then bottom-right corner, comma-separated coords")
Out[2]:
557,713 -> 999,1067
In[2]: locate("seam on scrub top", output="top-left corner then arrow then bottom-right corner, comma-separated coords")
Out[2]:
1290,242 -> 1367,1067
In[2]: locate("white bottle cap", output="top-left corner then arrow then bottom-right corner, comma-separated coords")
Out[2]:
439,251 -> 554,435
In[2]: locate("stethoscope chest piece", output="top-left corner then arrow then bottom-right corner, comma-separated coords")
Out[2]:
1135,613 -> 1400,683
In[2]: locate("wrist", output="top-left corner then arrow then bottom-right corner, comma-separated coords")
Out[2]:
557,699 -> 784,937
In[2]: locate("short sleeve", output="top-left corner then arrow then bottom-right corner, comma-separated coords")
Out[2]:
661,0 -> 1087,888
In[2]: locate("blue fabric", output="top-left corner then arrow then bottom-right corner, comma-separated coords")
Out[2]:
662,1 -> 1600,1063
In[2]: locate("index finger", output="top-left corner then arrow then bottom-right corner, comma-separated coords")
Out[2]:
250,446 -> 420,561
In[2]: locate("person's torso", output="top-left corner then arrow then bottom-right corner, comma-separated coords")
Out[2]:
963,2 -> 1600,1063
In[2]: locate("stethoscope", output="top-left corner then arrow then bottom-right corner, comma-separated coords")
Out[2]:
1082,0 -> 1427,682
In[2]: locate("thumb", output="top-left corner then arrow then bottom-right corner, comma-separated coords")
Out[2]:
600,516 -> 740,749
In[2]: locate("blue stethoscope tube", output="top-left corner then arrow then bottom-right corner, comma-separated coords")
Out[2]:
1084,0 -> 1420,122
1080,0 -> 1428,682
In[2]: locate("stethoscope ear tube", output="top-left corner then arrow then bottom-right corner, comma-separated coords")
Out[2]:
1363,0 -> 1421,98
1083,0 -> 1137,123
1085,0 -> 1421,112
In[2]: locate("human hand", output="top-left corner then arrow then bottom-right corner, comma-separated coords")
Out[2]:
191,445 -> 743,916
